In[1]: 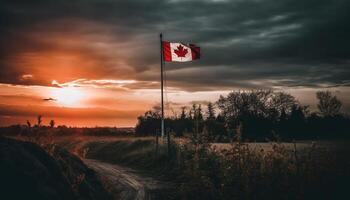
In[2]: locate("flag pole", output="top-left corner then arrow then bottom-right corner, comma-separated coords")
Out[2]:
160,33 -> 165,138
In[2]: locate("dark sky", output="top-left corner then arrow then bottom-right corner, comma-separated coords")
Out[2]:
1,0 -> 350,90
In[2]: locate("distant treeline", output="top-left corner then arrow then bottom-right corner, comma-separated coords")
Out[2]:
135,90 -> 350,141
0,117 -> 134,137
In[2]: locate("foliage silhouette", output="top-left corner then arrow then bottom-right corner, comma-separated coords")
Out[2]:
136,90 -> 350,141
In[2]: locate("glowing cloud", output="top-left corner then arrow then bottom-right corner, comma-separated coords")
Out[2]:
51,87 -> 84,107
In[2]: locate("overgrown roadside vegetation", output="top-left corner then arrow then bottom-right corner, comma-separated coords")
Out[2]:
44,144 -> 115,200
81,137 -> 350,200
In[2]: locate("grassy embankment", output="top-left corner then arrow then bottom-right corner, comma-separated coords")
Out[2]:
0,136 -> 114,200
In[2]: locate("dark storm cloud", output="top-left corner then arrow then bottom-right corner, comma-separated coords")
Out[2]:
1,0 -> 349,90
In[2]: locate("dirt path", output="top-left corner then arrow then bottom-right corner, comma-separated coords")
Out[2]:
82,159 -> 167,200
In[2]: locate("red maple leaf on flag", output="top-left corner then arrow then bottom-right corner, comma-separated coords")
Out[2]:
174,45 -> 188,57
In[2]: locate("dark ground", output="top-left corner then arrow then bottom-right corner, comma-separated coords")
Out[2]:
0,136 -> 113,200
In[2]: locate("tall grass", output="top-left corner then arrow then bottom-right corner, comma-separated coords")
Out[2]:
179,142 -> 349,199
81,137 -> 350,200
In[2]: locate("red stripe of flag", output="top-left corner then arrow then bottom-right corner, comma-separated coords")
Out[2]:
162,41 -> 172,61
190,44 -> 200,60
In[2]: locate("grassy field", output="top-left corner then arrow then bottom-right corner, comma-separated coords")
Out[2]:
50,135 -> 350,200
212,140 -> 350,153
7,132 -> 350,200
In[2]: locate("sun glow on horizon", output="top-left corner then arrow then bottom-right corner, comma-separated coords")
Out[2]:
51,86 -> 84,107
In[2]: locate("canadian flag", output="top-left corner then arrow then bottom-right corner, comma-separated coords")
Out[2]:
163,42 -> 200,62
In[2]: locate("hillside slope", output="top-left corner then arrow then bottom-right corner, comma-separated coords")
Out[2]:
0,136 -> 112,200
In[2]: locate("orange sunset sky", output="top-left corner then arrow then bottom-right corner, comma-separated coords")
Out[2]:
1,1 -> 350,127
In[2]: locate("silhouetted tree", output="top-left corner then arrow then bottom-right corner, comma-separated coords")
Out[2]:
197,104 -> 203,121
204,102 -> 217,140
49,120 -> 55,128
192,104 -> 201,139
180,107 -> 187,120
135,106 -> 161,136
287,105 -> 307,139
217,90 -> 275,140
37,115 -> 42,127
135,90 -> 349,141
270,92 -> 298,119
206,102 -> 215,120
26,120 -> 31,128
316,91 -> 342,117
214,114 -> 227,141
